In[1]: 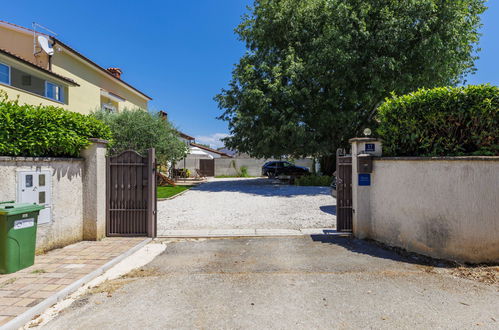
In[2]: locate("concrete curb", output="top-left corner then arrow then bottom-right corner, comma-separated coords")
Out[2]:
2,238 -> 152,330
158,228 -> 350,238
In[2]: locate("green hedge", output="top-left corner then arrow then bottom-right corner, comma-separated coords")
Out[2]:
377,85 -> 499,157
294,175 -> 332,186
0,94 -> 112,157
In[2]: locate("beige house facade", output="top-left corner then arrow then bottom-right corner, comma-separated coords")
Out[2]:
0,20 -> 151,113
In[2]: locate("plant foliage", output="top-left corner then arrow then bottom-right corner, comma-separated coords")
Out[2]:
0,93 -> 111,157
377,85 -> 499,157
295,175 -> 332,186
216,0 -> 486,172
92,109 -> 188,165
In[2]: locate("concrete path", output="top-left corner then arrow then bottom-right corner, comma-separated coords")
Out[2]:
44,236 -> 499,329
157,178 -> 336,235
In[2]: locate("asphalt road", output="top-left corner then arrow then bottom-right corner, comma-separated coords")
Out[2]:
45,236 -> 499,329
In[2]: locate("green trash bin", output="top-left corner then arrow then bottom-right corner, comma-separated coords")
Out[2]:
0,201 -> 44,274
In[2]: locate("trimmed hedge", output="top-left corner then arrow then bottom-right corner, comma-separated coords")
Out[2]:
377,85 -> 499,157
295,175 -> 332,186
0,93 -> 112,157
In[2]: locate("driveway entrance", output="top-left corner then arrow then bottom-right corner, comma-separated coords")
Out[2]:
44,236 -> 499,329
156,178 -> 336,236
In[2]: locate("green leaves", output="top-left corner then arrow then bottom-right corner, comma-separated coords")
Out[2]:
377,85 -> 499,157
0,92 -> 111,157
216,0 -> 486,166
91,109 -> 188,165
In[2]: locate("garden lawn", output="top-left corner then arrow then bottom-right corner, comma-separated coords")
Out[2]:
157,185 -> 192,199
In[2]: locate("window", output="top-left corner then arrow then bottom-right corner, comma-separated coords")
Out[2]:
0,62 -> 10,85
102,103 -> 116,113
45,81 -> 64,102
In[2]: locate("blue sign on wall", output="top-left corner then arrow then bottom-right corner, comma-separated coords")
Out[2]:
358,173 -> 371,186
365,143 -> 375,152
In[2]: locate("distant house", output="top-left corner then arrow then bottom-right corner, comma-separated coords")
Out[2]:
191,142 -> 232,159
0,20 -> 151,113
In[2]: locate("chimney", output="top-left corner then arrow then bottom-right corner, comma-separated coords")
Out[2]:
107,67 -> 122,79
158,111 -> 168,120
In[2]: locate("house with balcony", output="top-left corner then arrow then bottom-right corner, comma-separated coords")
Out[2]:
0,20 -> 151,113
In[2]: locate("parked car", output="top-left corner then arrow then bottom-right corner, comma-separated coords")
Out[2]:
261,161 -> 310,178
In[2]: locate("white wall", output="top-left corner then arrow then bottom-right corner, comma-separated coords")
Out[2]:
353,156 -> 499,263
214,158 -> 314,177
0,157 -> 84,252
0,141 -> 108,252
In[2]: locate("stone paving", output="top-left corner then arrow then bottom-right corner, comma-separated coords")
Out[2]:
0,237 -> 144,327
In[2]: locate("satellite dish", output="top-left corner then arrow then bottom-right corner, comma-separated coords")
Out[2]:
37,36 -> 54,55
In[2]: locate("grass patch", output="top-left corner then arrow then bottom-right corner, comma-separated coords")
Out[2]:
31,269 -> 47,274
157,185 -> 192,199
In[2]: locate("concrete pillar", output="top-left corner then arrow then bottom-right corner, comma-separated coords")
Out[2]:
349,138 -> 382,239
80,138 -> 108,240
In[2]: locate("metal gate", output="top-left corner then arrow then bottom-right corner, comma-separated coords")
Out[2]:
199,159 -> 215,177
106,149 -> 157,237
336,148 -> 353,232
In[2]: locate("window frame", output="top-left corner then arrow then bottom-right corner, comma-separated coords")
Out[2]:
102,103 -> 117,113
44,81 -> 64,102
0,62 -> 11,85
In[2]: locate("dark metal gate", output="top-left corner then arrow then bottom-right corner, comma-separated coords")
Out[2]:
199,159 -> 215,177
336,148 -> 353,232
106,149 -> 157,237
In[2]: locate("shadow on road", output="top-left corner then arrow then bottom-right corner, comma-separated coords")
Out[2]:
310,235 -> 452,267
192,178 -> 330,197
320,205 -> 336,215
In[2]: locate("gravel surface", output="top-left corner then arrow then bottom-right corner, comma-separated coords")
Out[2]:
45,237 -> 499,329
157,178 -> 336,233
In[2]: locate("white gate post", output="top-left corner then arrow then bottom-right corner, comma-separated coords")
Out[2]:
81,138 -> 108,240
349,138 -> 382,239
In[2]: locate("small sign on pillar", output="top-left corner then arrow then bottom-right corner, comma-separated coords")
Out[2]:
358,173 -> 371,186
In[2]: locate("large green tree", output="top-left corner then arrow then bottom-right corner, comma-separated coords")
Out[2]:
216,0 -> 486,173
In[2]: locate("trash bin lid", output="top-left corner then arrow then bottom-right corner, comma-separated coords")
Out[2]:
0,201 -> 44,216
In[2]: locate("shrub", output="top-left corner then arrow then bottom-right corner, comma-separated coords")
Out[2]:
239,166 -> 249,177
295,175 -> 332,186
0,93 -> 111,157
377,85 -> 499,157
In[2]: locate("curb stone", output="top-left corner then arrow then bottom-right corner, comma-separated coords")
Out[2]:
1,238 -> 151,330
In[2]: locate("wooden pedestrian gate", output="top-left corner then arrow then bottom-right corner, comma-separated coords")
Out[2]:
336,148 -> 353,232
199,159 -> 215,177
106,149 -> 157,237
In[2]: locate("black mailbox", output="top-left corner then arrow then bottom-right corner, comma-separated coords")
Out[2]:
358,154 -> 373,173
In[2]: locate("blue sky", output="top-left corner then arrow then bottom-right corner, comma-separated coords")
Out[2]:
2,1 -> 498,148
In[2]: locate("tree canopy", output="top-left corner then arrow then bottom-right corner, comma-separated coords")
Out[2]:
216,0 -> 486,171
93,109 -> 187,165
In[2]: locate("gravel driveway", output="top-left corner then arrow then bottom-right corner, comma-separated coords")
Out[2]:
157,178 -> 335,233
